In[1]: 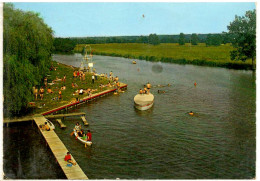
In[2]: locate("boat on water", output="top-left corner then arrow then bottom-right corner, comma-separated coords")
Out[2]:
134,93 -> 154,111
47,119 -> 55,130
132,60 -> 137,64
73,129 -> 92,146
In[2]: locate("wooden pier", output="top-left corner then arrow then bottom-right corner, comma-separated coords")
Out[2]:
56,119 -> 67,128
34,115 -> 88,180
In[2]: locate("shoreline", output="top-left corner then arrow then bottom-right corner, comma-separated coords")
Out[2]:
92,52 -> 253,70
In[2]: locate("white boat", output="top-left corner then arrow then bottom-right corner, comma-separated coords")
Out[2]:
74,129 -> 92,146
46,119 -> 55,130
134,93 -> 154,111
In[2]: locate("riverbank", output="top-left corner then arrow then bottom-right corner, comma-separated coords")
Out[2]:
75,43 -> 253,70
28,61 -> 123,115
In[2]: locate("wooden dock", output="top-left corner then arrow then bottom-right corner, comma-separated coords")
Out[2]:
33,115 -> 88,180
56,119 -> 67,128
45,112 -> 86,119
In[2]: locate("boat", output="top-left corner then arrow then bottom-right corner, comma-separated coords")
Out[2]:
132,60 -> 136,64
46,119 -> 55,130
134,93 -> 154,111
74,129 -> 92,146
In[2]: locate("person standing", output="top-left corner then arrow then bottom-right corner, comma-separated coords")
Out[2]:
40,87 -> 44,100
92,74 -> 95,84
146,82 -> 151,94
44,77 -> 48,87
63,75 -> 66,83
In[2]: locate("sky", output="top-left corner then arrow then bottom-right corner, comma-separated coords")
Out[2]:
12,2 -> 256,37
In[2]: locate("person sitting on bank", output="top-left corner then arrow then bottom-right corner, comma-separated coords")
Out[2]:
61,85 -> 66,90
64,152 -> 76,165
34,87 -> 38,100
139,89 -> 143,94
58,89 -> 62,100
47,87 -> 53,94
189,111 -> 194,116
79,88 -> 84,95
39,122 -> 51,131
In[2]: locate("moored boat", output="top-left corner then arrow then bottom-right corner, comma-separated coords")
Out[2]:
134,93 -> 154,111
132,60 -> 136,64
74,129 -> 92,146
46,119 -> 55,130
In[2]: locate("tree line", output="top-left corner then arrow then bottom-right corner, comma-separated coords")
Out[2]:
3,3 -> 53,116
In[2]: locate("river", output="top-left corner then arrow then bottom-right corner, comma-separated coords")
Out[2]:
4,54 -> 256,179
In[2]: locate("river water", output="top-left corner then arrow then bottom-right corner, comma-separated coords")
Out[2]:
4,54 -> 256,179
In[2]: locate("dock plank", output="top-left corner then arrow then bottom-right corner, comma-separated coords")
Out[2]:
81,116 -> 89,126
34,115 -> 88,180
56,119 -> 67,128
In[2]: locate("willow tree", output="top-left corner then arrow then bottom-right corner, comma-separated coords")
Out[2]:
3,3 -> 53,116
228,9 -> 256,69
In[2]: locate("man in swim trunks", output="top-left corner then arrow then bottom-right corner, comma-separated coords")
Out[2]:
146,82 -> 151,94
40,122 -> 51,131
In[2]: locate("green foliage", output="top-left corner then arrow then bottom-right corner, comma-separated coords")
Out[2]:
179,33 -> 185,45
148,34 -> 160,45
227,9 -> 256,69
191,33 -> 199,45
53,38 -> 76,54
206,34 -> 223,46
3,3 -> 53,116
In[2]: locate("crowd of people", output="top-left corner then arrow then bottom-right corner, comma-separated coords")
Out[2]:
139,82 -> 151,95
33,67 -> 121,104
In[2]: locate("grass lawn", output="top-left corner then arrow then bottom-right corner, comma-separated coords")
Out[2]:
75,43 -> 253,69
32,61 -> 110,114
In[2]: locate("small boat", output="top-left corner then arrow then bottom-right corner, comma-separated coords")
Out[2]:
132,61 -> 136,64
134,93 -> 154,111
74,129 -> 92,146
46,119 -> 55,130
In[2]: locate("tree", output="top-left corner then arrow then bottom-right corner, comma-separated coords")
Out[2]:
148,34 -> 160,45
179,33 -> 185,45
4,3 -> 53,116
227,9 -> 256,69
191,33 -> 199,45
206,34 -> 222,46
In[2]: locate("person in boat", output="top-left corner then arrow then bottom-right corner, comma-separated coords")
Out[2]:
64,152 -> 76,165
87,130 -> 92,141
139,89 -> 143,94
74,122 -> 81,133
78,129 -> 84,137
40,122 -> 51,131
146,82 -> 151,94
109,71 -> 113,78
39,87 -> 44,100
47,87 -> 53,94
115,76 -> 119,82
189,111 -> 194,116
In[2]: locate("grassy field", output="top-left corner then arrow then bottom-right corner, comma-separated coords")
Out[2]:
32,61 -> 110,114
75,43 -> 253,69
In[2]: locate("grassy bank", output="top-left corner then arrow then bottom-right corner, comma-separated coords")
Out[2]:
75,43 -> 253,70
32,61 -> 110,114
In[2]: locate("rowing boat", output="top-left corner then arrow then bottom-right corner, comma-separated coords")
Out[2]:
74,129 -> 92,146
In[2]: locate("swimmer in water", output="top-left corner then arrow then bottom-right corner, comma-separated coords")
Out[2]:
188,111 -> 194,116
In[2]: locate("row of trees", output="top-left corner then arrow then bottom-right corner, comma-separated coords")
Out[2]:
4,3 -> 53,116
